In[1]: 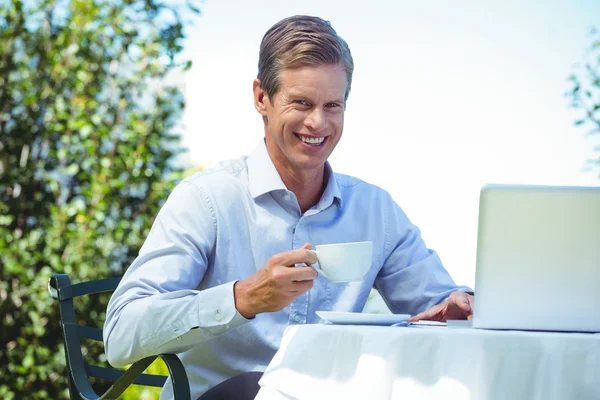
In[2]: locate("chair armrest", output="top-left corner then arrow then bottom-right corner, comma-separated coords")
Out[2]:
158,354 -> 191,400
97,354 -> 190,400
96,355 -> 157,400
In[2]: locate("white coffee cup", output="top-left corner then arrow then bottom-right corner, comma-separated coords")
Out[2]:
311,241 -> 373,283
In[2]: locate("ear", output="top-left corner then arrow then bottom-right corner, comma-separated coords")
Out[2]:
253,79 -> 269,117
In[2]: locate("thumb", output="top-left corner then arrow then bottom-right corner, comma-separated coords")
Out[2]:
301,243 -> 312,250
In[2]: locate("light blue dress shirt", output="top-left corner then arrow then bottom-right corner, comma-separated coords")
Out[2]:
104,140 -> 471,399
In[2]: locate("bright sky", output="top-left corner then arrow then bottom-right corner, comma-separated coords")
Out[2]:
180,0 -> 600,288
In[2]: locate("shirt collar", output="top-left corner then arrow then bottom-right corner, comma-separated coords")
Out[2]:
319,161 -> 343,209
247,140 -> 287,199
247,139 -> 342,208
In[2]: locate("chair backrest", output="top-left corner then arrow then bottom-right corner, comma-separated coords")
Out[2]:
48,273 -> 168,398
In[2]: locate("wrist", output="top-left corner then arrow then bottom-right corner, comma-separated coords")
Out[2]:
233,280 -> 258,319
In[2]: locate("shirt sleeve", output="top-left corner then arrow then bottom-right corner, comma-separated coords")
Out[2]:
375,198 -> 473,315
103,180 -> 251,368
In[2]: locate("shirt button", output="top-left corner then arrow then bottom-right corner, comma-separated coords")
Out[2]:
215,312 -> 222,321
294,314 -> 301,323
283,194 -> 291,201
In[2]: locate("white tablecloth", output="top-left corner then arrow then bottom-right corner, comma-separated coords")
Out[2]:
255,324 -> 600,400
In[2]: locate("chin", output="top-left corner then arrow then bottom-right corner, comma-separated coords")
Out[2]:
293,156 -> 327,171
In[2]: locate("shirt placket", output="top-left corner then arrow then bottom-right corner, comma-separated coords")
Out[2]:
289,215 -> 310,325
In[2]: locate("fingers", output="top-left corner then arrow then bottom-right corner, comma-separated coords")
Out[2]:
465,293 -> 474,312
407,311 -> 429,322
269,264 -> 317,285
455,292 -> 472,312
289,266 -> 318,282
444,291 -> 471,312
442,292 -> 474,321
290,279 -> 314,294
273,245 -> 317,267
300,244 -> 318,267
406,314 -> 423,323
239,245 -> 320,317
407,303 -> 443,322
406,292 -> 474,323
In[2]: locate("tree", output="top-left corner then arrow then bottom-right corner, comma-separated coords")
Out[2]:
567,27 -> 600,177
0,0 -> 200,398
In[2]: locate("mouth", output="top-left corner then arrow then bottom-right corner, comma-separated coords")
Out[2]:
294,133 -> 327,147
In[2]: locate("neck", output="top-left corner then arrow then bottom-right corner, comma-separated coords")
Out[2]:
265,140 -> 327,213
279,165 -> 326,214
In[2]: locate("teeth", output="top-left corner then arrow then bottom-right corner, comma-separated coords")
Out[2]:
298,135 -> 325,145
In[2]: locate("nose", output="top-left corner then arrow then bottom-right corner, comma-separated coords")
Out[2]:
304,108 -> 327,132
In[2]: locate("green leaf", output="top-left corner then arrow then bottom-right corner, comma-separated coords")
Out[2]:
66,163 -> 80,176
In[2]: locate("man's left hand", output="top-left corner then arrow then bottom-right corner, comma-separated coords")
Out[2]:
407,291 -> 474,322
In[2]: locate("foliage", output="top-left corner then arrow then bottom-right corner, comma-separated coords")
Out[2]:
567,27 -> 600,176
0,0 -> 200,398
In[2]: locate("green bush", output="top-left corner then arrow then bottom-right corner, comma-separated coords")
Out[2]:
0,0 -> 200,398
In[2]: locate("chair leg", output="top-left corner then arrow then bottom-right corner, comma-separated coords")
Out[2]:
68,372 -> 85,400
64,353 -> 85,400
198,372 -> 263,400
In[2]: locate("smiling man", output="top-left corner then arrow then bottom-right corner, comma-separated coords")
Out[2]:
104,15 -> 474,400
253,63 -> 345,214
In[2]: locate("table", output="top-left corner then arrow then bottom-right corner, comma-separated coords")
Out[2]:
255,324 -> 600,400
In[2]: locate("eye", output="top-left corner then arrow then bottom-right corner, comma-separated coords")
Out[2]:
294,100 -> 309,106
326,102 -> 341,108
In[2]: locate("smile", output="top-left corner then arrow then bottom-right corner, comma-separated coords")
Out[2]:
295,134 -> 326,146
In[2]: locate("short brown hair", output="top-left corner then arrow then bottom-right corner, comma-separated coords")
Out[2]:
257,15 -> 354,102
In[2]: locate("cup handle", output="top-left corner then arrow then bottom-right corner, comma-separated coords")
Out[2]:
316,268 -> 330,280
308,250 -> 330,280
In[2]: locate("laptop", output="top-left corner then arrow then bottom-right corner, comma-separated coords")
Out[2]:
472,184 -> 600,332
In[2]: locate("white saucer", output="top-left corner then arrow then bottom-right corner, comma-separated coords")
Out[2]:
316,311 -> 411,326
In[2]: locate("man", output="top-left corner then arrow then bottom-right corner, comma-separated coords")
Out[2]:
104,15 -> 474,400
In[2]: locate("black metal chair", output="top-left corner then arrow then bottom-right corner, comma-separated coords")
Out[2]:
48,273 -> 191,400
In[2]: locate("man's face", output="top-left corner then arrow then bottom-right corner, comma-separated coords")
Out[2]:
254,64 -> 347,175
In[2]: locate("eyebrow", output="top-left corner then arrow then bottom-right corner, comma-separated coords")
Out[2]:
287,91 -> 344,105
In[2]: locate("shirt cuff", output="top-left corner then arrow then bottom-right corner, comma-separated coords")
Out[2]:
194,281 -> 251,336
149,282 -> 251,354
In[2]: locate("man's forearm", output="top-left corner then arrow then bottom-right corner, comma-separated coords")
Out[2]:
104,282 -> 249,367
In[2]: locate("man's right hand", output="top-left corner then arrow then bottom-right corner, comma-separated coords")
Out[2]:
233,243 -> 318,318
